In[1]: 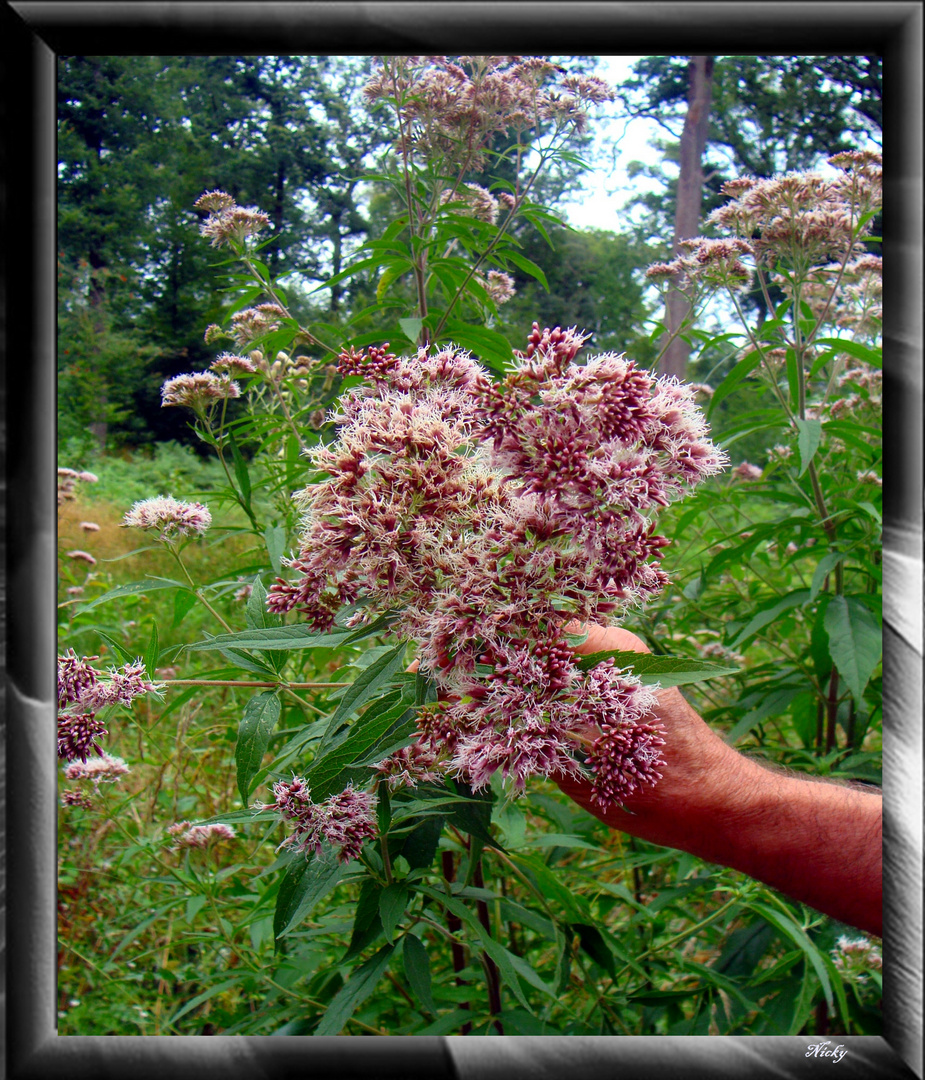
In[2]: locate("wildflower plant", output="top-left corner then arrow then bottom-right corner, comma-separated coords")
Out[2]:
57,56 -> 882,1038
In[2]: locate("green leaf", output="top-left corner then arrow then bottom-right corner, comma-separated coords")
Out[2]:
264,524 -> 287,575
93,630 -> 137,668
378,883 -> 408,944
795,418 -> 823,478
417,884 -> 531,1010
500,249 -> 550,291
402,933 -> 436,1014
398,317 -> 423,345
810,552 -> 845,602
171,588 -> 198,629
165,975 -> 251,1027
245,577 -> 279,631
228,429 -> 252,508
74,577 -> 187,614
236,691 -> 281,806
729,590 -> 812,650
376,258 -> 413,302
314,943 -> 395,1035
307,694 -> 413,801
322,642 -> 408,733
575,651 -> 739,686
439,322 -> 514,368
813,337 -> 882,368
707,349 -> 765,417
188,626 -> 365,652
572,922 -> 616,978
274,848 -> 345,940
823,595 -> 882,703
751,901 -> 834,1014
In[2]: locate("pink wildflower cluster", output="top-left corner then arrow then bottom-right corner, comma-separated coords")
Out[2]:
364,56 -> 614,170
161,371 -> 241,412
121,495 -> 212,539
268,326 -> 725,810
64,752 -> 130,785
194,190 -> 271,249
57,467 -> 98,507
830,935 -> 883,985
271,778 -> 377,862
168,821 -> 237,848
648,151 -> 882,291
230,304 -> 286,348
57,650 -> 162,762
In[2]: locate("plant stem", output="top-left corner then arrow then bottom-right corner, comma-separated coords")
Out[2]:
165,545 -> 234,634
472,856 -> 503,1032
441,849 -> 471,1033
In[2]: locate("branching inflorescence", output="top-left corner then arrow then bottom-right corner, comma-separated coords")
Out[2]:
268,326 -> 727,826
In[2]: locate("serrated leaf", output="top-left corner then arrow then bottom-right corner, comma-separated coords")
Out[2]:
314,942 -> 395,1035
398,317 -> 423,345
795,417 -> 823,477
74,578 -> 187,614
274,847 -> 345,940
236,691 -> 281,806
172,588 -> 198,629
810,552 -> 845,602
228,429 -> 251,507
378,883 -> 408,944
322,642 -> 407,733
402,933 -> 436,1013
751,901 -> 834,1014
264,524 -> 287,575
307,694 -> 412,801
729,590 -> 812,650
823,594 -> 882,703
245,577 -> 279,630
188,626 -> 363,652
575,651 -> 739,686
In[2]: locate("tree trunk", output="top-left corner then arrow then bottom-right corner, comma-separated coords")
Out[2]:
662,55 -> 714,381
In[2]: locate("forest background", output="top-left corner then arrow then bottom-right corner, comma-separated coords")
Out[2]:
56,54 -> 885,1038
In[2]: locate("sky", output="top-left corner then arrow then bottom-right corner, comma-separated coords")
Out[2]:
558,56 -> 666,233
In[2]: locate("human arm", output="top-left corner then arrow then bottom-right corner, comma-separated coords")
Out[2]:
558,623 -> 882,937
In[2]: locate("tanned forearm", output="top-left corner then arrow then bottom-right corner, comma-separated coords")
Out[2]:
559,625 -> 883,937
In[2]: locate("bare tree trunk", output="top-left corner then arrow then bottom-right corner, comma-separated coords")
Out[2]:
662,55 -> 714,381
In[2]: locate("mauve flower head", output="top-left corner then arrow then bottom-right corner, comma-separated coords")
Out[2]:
703,156 -> 881,274
230,305 -> 285,348
169,821 -> 237,848
161,372 -> 240,411
66,550 -> 97,566
79,521 -> 100,532
211,352 -> 259,377
65,752 -> 130,785
269,327 -> 723,810
58,651 -> 162,761
121,495 -> 212,539
271,778 -> 377,862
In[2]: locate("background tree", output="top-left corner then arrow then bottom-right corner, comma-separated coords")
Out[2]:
618,54 -> 882,379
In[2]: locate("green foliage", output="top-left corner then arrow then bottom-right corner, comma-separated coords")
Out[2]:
57,53 -> 881,1041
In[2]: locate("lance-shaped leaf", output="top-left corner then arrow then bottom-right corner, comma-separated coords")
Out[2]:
402,933 -> 436,1014
274,847 -> 346,941
314,942 -> 396,1035
307,694 -> 414,802
321,642 -> 408,738
74,577 -> 187,614
823,594 -> 882,703
236,691 -> 281,805
575,651 -> 739,686
795,417 -> 823,477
